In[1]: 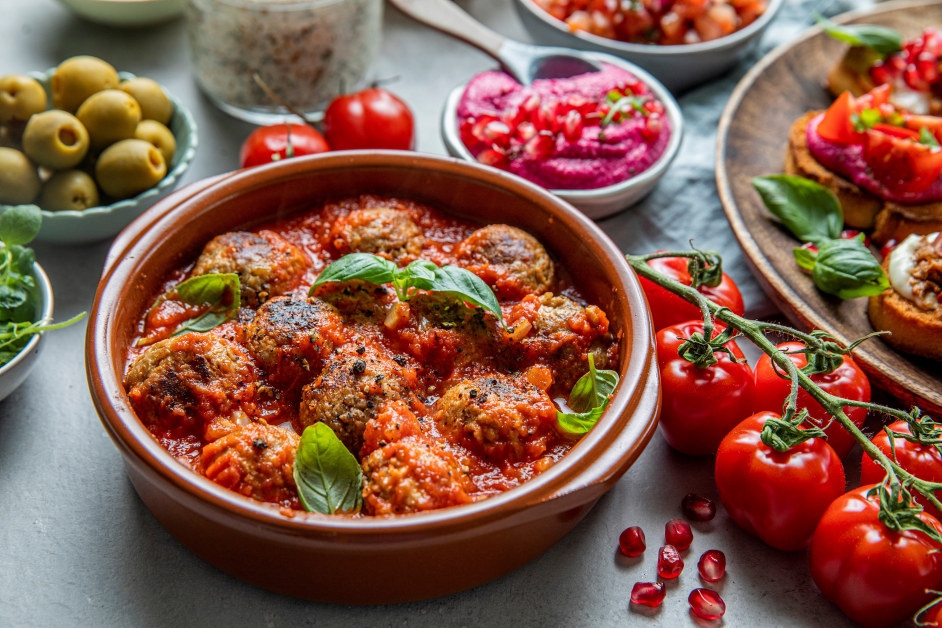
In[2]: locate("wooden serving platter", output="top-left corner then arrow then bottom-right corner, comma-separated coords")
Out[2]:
716,0 -> 942,417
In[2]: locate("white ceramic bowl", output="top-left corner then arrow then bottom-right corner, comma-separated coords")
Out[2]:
0,263 -> 53,403
512,0 -> 785,94
441,52 -> 683,219
17,69 -> 198,245
55,0 -> 185,27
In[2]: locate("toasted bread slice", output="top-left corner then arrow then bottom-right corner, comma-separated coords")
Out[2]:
785,111 -> 942,244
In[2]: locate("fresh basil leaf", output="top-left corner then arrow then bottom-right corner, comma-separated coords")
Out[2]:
0,205 -> 42,247
393,259 -> 437,297
816,16 -> 902,55
310,252 -> 397,292
293,422 -> 363,515
168,273 -> 241,336
428,264 -> 504,324
557,405 -> 606,435
811,237 -> 890,299
567,366 -> 619,412
792,246 -> 818,272
752,175 -> 844,245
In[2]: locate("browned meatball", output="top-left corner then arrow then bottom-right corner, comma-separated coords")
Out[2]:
298,348 -> 418,454
311,279 -> 397,327
454,224 -> 555,298
201,419 -> 300,507
435,372 -> 558,463
124,333 -> 256,441
329,206 -> 424,262
245,296 -> 346,386
361,438 -> 475,515
191,229 -> 309,308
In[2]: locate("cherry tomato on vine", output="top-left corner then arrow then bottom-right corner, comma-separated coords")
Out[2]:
753,341 -> 870,458
239,123 -> 330,168
860,419 -> 942,521
636,255 -> 745,332
714,411 -> 845,551
655,320 -> 755,455
809,484 -> 942,628
322,87 -> 415,151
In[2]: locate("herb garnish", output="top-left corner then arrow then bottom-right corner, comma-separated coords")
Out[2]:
293,423 -> 363,515
816,15 -> 903,56
139,272 -> 241,345
557,354 -> 619,434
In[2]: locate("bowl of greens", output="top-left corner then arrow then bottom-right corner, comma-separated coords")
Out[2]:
0,205 -> 84,401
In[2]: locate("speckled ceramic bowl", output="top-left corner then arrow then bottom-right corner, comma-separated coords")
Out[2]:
0,263 -> 53,403
513,0 -> 785,94
86,151 -> 660,604
12,68 -> 197,244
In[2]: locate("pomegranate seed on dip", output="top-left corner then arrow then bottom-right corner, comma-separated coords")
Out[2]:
456,63 -> 672,190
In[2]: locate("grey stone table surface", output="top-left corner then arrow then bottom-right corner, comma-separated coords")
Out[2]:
0,0 -> 882,626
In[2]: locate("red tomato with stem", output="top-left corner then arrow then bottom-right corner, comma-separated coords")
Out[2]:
753,341 -> 870,458
637,255 -> 745,332
322,87 -> 415,151
809,484 -> 942,628
239,123 -> 330,168
714,411 -> 846,551
655,320 -> 755,455
860,419 -> 942,521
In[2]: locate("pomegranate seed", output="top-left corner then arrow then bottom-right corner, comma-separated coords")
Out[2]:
618,525 -> 646,557
481,120 -> 512,147
630,581 -> 666,608
515,121 -> 537,143
879,238 -> 898,260
870,61 -> 893,85
698,549 -> 727,582
476,148 -> 509,169
657,545 -> 684,579
665,518 -> 693,551
470,116 -> 497,143
917,51 -> 939,83
520,93 -> 541,115
681,493 -> 716,522
562,109 -> 584,142
501,107 -> 526,129
688,588 -> 726,620
524,133 -> 555,160
889,55 -> 907,72
905,63 -> 929,90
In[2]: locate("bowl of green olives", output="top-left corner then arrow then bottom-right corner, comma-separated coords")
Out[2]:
55,0 -> 185,28
0,55 -> 197,244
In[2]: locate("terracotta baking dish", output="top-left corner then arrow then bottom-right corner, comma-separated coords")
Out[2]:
85,151 -> 660,604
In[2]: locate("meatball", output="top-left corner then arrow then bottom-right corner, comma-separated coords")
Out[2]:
201,419 -> 300,507
435,372 -> 558,463
245,296 -> 345,386
360,400 -> 426,457
124,333 -> 256,440
329,206 -> 425,262
454,224 -> 555,298
191,229 -> 309,308
361,438 -> 475,515
311,280 -> 397,327
298,348 -> 418,454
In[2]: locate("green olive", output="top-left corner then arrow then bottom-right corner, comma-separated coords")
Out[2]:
39,169 -> 100,212
0,147 -> 41,204
95,138 -> 166,199
22,109 -> 90,170
134,119 -> 175,165
51,55 -> 119,113
77,89 -> 141,150
0,74 -> 48,124
119,77 -> 173,126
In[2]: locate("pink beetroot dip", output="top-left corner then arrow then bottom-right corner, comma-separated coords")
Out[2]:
456,63 -> 672,190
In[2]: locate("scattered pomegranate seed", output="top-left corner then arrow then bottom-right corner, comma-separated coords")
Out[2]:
630,581 -> 666,608
562,109 -> 584,142
618,525 -> 647,557
688,588 -> 726,620
657,544 -> 684,579
665,518 -> 693,551
523,133 -> 555,160
681,493 -> 716,522
476,148 -> 508,169
697,549 -> 727,582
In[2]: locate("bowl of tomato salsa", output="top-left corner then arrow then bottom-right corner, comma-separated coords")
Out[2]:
86,151 -> 660,604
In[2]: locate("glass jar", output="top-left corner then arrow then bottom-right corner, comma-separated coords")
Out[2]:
185,0 -> 383,123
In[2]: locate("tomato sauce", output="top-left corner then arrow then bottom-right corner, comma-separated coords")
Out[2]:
124,194 -> 619,516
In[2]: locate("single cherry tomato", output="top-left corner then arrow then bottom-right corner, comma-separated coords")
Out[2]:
239,122 -> 330,168
860,419 -> 942,521
753,341 -> 870,458
809,484 -> 942,628
714,411 -> 846,551
655,320 -> 755,455
322,87 -> 414,151
637,255 -> 745,332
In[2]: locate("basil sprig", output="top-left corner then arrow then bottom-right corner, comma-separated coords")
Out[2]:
310,253 -> 504,325
293,423 -> 363,515
752,175 -> 889,299
816,15 -> 903,56
557,354 -> 619,434
141,272 -> 241,343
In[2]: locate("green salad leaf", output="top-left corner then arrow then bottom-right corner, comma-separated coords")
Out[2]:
816,15 -> 903,56
293,423 -> 363,515
310,253 -> 504,325
557,355 -> 619,434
